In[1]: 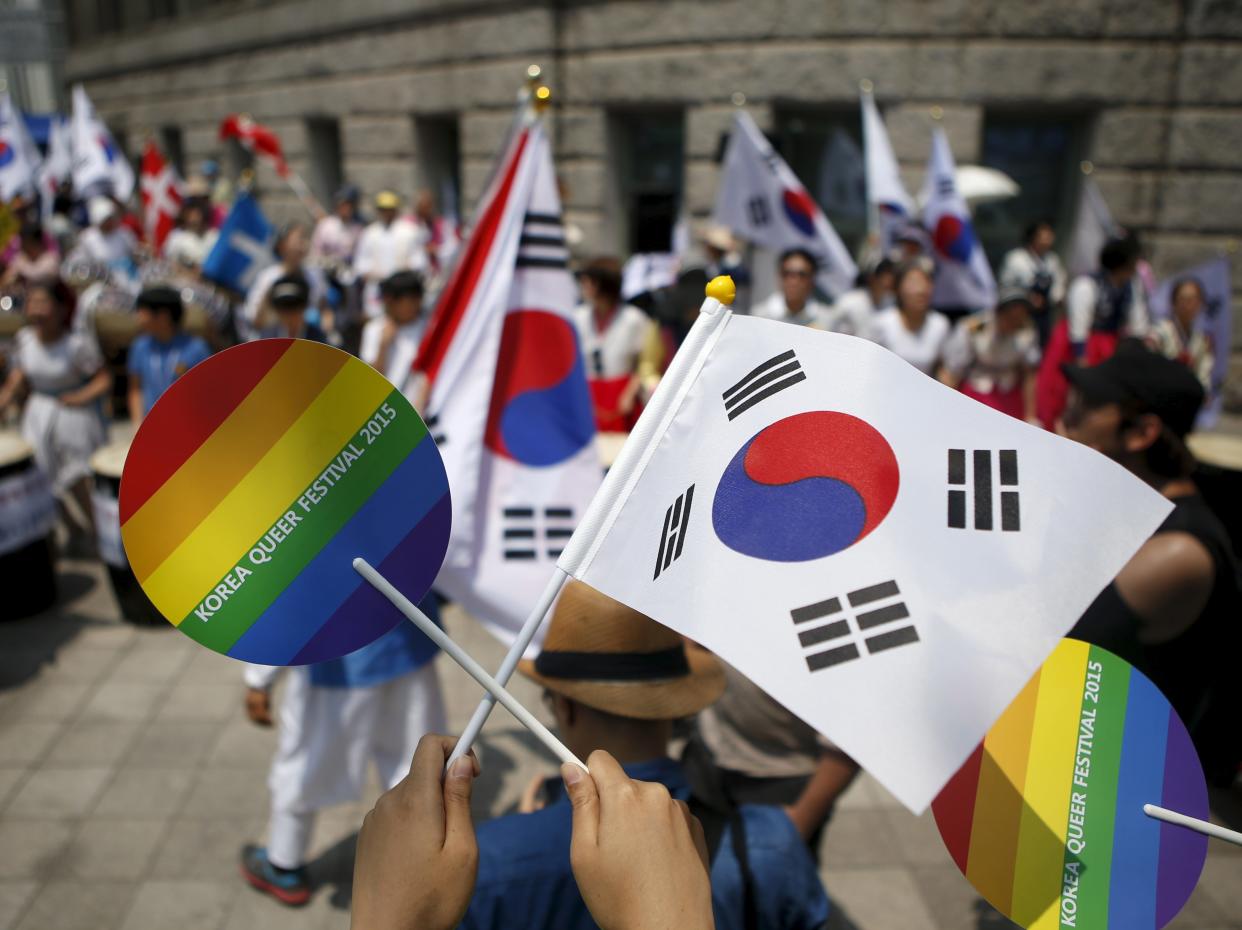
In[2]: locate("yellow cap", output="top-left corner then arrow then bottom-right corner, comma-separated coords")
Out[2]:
706,275 -> 736,306
375,190 -> 401,210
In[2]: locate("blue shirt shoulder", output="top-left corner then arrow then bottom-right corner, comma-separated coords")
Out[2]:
460,758 -> 829,930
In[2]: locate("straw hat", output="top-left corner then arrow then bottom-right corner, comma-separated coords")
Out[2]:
374,190 -> 401,210
699,224 -> 736,253
519,581 -> 725,720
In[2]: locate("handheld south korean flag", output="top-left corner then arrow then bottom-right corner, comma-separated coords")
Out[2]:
558,279 -> 1172,813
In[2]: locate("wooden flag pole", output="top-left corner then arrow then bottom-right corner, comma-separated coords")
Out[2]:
352,557 -> 587,773
1143,804 -> 1242,847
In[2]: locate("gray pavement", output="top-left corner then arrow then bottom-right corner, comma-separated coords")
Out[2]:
1,558 -> 1240,930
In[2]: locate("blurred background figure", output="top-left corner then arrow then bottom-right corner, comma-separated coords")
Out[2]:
752,249 -> 834,329
125,285 -> 211,426
833,256 -> 896,337
261,273 -> 328,343
1,222 -> 59,291
360,270 -> 428,409
939,286 -> 1041,422
573,256 -> 652,432
243,222 -> 330,342
311,184 -> 364,276
73,196 -> 136,268
163,200 -> 219,273
0,280 -> 110,547
354,190 -> 426,321
867,261 -> 950,376
999,219 -> 1066,347
1146,276 -> 1214,394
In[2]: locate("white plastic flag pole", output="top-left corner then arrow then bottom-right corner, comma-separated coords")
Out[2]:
1143,804 -> 1242,847
352,558 -> 587,772
447,567 -> 569,769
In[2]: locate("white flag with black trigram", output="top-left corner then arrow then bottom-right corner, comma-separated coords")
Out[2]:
558,293 -> 1171,812
417,116 -> 602,651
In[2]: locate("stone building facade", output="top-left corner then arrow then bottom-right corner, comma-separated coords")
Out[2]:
63,0 -> 1242,327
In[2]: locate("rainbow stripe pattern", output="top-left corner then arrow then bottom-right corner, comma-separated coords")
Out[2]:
120,339 -> 451,665
932,639 -> 1207,930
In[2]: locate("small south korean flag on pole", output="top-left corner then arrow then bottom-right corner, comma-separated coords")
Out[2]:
558,281 -> 1172,813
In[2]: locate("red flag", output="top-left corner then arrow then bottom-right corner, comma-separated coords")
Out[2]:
140,141 -> 182,253
219,114 -> 289,178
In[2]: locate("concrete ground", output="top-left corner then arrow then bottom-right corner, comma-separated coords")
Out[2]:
1,558 -> 1239,930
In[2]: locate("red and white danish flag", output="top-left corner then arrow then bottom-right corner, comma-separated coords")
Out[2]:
140,141 -> 182,253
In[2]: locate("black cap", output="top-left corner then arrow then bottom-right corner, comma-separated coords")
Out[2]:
1062,339 -> 1205,438
136,285 -> 183,315
380,270 -> 425,299
269,273 -> 310,309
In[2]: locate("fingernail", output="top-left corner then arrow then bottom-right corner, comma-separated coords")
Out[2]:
561,763 -> 583,786
449,756 -> 473,780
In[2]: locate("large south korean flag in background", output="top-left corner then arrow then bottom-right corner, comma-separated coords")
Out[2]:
713,110 -> 858,299
559,300 -> 1170,812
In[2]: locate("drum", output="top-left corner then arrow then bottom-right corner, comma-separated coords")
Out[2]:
90,442 -> 165,626
0,432 -> 57,619
1187,431 -> 1242,554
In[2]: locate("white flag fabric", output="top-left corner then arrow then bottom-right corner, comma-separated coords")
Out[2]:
38,117 -> 72,223
0,92 -> 41,201
861,88 -> 915,255
712,111 -> 857,299
558,300 -> 1171,812
70,84 -> 134,202
1068,176 -> 1117,278
922,128 -> 996,311
1149,255 -> 1232,428
417,119 -> 601,650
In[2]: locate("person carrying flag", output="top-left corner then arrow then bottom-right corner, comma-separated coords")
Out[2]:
459,580 -> 830,930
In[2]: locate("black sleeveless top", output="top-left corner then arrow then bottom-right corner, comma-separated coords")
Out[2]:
1070,493 -> 1241,782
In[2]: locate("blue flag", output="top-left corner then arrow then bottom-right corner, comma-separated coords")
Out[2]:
202,191 -> 274,293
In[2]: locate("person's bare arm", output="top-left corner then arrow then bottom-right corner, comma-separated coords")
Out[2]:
1114,532 -> 1215,644
784,748 -> 859,841
0,367 -> 25,414
61,368 -> 112,408
127,375 -> 144,426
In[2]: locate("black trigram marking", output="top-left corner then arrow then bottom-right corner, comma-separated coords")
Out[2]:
516,212 -> 569,269
747,196 -> 770,227
722,349 -> 805,421
425,412 -> 446,447
947,449 -> 1020,532
936,176 -> 954,197
502,505 -> 575,560
653,485 -> 695,580
792,580 -> 919,672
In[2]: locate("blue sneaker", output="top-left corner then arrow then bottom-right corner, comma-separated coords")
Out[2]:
240,844 -> 311,906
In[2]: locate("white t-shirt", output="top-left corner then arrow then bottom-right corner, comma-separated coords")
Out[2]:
353,219 -> 428,319
867,307 -> 952,375
572,303 -> 649,380
830,287 -> 894,337
360,316 -> 426,398
750,292 -> 837,329
163,228 -> 219,269
74,226 -> 136,266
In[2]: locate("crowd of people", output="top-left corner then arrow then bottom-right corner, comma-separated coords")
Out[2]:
1,166 -> 1238,930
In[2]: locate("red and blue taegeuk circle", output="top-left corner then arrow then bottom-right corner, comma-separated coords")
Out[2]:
0,141 -> 12,168
712,411 -> 899,562
483,309 -> 595,467
782,188 -> 819,238
933,214 -> 975,263
98,134 -> 115,163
